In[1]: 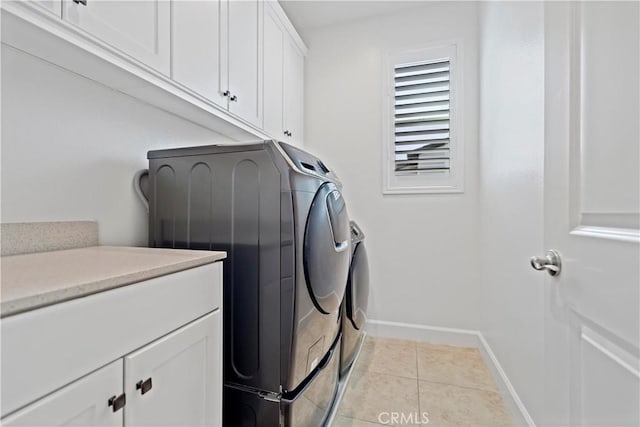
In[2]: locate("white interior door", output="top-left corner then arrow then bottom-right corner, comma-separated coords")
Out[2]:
543,2 -> 639,426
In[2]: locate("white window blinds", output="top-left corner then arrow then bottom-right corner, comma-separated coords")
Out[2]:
394,59 -> 450,175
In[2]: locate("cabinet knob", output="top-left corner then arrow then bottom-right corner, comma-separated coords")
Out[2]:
136,377 -> 153,395
284,130 -> 292,137
230,95 -> 238,102
222,90 -> 230,97
72,0 -> 87,4
108,393 -> 126,412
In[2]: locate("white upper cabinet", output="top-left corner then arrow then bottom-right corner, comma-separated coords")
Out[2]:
5,0 -> 304,140
63,0 -> 170,75
2,360 -> 123,427
263,1 -> 306,146
263,3 -> 285,139
171,0 -> 227,107
33,1 -> 61,17
227,0 -> 263,127
284,37 -> 305,146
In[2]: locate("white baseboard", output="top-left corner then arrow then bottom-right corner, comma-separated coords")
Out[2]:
366,319 -> 536,427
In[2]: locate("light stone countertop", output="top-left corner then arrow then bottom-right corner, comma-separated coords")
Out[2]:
1,246 -> 226,318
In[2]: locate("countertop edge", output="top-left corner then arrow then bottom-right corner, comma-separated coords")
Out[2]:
1,251 -> 227,318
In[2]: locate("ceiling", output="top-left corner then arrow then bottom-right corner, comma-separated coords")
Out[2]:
279,1 -> 429,36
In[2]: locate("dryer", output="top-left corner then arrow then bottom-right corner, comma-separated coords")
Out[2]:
147,141 -> 350,426
340,221 -> 370,376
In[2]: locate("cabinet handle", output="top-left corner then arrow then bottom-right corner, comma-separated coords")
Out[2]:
230,95 -> 238,102
284,130 -> 292,137
108,393 -> 126,412
136,377 -> 153,395
222,90 -> 230,97
72,0 -> 87,4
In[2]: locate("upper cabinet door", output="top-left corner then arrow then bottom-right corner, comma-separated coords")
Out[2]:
2,360 -> 123,427
263,3 -> 285,139
33,1 -> 62,17
171,0 -> 227,107
284,38 -> 304,147
124,312 -> 221,427
63,0 -> 170,75
227,0 -> 263,127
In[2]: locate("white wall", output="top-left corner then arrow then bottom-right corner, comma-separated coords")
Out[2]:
1,46 -> 232,245
478,2 -> 545,423
303,2 -> 480,329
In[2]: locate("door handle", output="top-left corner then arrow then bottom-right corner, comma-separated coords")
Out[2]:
108,393 -> 126,412
335,240 -> 349,253
530,249 -> 562,276
136,377 -> 153,395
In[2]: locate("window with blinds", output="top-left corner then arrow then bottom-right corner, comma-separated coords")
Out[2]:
394,59 -> 450,175
383,43 -> 462,194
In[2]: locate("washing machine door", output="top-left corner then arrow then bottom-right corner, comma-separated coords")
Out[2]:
348,242 -> 369,330
303,182 -> 350,314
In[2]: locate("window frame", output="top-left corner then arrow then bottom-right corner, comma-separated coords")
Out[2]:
382,41 -> 464,194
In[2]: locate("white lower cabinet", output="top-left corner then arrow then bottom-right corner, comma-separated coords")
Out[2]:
1,263 -> 223,426
124,312 -> 221,426
3,312 -> 220,427
2,360 -> 123,427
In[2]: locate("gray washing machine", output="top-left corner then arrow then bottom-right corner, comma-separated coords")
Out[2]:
340,221 -> 370,376
147,141 -> 350,426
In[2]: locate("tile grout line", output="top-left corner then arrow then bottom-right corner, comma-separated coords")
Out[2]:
418,377 -> 503,394
355,336 -> 513,427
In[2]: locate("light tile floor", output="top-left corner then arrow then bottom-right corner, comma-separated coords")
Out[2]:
333,337 -> 514,427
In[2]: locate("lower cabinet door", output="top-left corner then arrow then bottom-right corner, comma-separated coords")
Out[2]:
124,311 -> 221,426
2,360 -> 123,427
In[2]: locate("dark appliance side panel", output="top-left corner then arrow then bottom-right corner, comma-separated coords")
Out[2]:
148,149 -> 282,393
223,386 -> 281,427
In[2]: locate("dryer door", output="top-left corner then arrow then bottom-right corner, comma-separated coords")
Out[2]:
348,242 -> 370,330
303,183 -> 350,314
